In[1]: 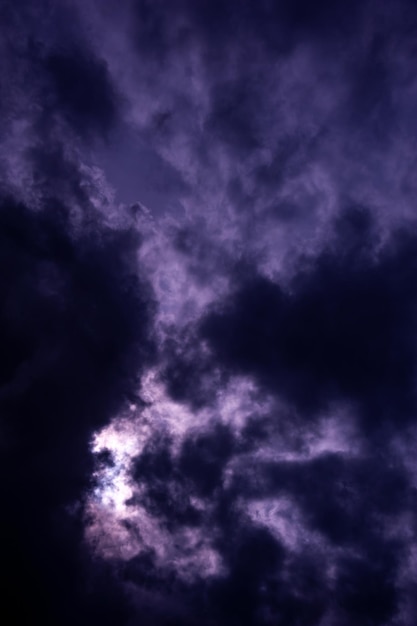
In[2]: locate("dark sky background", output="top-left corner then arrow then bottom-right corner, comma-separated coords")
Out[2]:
1,1 -> 417,625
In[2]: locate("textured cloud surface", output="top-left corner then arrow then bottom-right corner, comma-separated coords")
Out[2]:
1,1 -> 417,625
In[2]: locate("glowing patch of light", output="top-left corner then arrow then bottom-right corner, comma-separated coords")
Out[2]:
91,416 -> 142,515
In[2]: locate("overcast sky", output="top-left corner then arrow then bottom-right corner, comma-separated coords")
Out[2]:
1,1 -> 417,625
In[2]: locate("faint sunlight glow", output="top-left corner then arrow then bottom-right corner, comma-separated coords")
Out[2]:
91,416 -> 141,514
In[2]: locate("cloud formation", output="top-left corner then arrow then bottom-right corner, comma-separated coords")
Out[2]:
1,1 -> 417,625
201,208 -> 417,428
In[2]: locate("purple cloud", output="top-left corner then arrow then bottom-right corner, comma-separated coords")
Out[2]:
1,1 -> 417,625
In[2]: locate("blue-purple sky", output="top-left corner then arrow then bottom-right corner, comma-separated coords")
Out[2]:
1,1 -> 417,625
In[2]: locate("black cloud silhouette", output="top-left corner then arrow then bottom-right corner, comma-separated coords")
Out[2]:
0,196 -> 155,625
201,209 -> 417,430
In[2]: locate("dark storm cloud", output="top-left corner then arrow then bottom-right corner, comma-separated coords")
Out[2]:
179,422 -> 235,497
263,453 -> 410,542
123,538 -> 327,626
130,422 -> 235,531
160,206 -> 417,430
200,208 -> 417,430
126,412 -> 414,625
128,427 -> 325,626
161,325 -> 227,409
0,3 -> 152,622
0,5 -> 122,624
130,433 -> 203,529
0,193 -> 155,625
44,48 -> 118,140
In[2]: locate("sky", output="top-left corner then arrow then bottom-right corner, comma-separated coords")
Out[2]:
1,1 -> 417,625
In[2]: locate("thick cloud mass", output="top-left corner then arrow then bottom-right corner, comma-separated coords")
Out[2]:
0,196 -> 155,625
1,1 -> 417,625
44,49 -> 117,139
201,209 -> 417,426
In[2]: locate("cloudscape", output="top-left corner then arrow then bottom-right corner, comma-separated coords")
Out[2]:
1,1 -> 417,625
